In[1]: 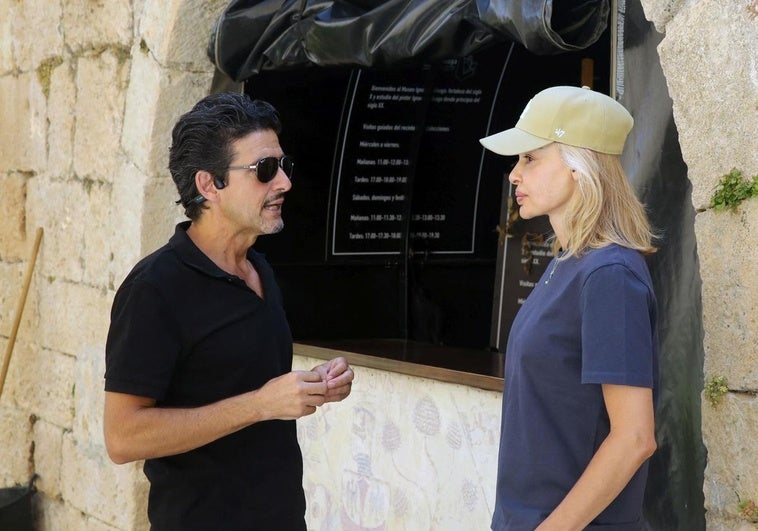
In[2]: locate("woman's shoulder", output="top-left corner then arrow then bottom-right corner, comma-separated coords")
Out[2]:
578,244 -> 652,284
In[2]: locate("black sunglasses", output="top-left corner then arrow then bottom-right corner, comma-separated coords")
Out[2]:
228,155 -> 294,183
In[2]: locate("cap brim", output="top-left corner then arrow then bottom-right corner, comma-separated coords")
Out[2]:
479,127 -> 552,156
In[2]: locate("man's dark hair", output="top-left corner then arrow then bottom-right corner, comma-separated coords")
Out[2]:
169,92 -> 282,220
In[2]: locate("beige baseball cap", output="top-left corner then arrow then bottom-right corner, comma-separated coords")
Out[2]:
479,85 -> 633,156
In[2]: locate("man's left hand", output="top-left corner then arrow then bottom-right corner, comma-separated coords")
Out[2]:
312,357 -> 354,403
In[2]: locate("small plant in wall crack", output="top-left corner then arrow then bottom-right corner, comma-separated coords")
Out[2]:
704,375 -> 728,407
738,499 -> 758,523
710,168 -> 758,211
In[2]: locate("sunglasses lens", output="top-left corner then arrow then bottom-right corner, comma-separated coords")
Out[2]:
257,158 -> 279,183
253,156 -> 294,183
281,156 -> 294,180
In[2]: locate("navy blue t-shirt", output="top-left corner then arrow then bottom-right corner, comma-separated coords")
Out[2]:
491,244 -> 658,531
105,222 -> 306,531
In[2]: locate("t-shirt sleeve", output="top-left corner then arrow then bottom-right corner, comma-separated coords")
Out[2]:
104,278 -> 181,400
580,263 -> 655,388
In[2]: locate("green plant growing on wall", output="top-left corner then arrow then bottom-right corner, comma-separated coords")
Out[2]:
704,375 -> 728,407
710,168 -> 758,211
738,500 -> 758,523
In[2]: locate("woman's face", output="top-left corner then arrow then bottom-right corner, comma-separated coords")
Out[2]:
508,143 -> 577,223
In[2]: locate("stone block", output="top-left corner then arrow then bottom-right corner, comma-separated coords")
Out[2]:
72,346 -> 106,444
0,262 -> 26,337
123,64 -> 215,180
27,176 -> 87,284
81,180 -> 116,288
121,50 -> 163,175
656,0 -> 758,209
36,496 -> 125,531
11,343 -> 75,428
638,0 -> 688,33
696,203 -> 758,389
141,0 -> 227,68
142,178 -> 184,254
0,406 -> 34,486
0,264 -> 39,355
73,54 -> 129,181
0,0 -> 15,73
37,279 -> 111,357
47,59 -> 77,175
60,433 -> 149,530
0,173 -> 28,261
62,0 -> 132,52
0,73 -> 47,172
32,418 -> 64,499
702,392 -> 758,529
109,163 -> 149,285
12,0 -> 63,71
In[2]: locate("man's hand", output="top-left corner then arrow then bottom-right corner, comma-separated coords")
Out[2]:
312,357 -> 354,403
255,370 -> 328,420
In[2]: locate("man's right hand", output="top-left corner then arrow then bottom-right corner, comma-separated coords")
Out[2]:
255,370 -> 327,420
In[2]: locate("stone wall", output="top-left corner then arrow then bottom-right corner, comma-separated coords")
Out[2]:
638,0 -> 758,529
0,0 -> 225,528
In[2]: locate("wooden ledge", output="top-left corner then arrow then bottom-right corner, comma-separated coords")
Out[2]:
294,339 -> 504,392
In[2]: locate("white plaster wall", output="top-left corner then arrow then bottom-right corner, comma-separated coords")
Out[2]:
294,356 -> 501,531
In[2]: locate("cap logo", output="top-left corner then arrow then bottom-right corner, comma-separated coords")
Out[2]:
554,128 -> 566,138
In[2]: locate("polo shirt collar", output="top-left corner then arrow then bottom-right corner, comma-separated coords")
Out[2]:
168,221 -> 239,279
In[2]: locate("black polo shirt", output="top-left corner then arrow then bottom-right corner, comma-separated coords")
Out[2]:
105,222 -> 305,530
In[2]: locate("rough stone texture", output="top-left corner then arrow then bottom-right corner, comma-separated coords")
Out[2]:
36,497 -> 124,531
32,419 -> 65,499
653,0 -> 758,210
27,176 -> 94,284
142,0 -> 228,68
0,172 -> 28,261
36,280 -> 112,356
12,344 -> 76,428
0,406 -> 34,486
73,53 -> 130,181
12,0 -> 64,72
60,433 -> 148,530
0,1 -> 225,528
701,392 -> 758,529
640,0 -> 758,528
0,73 -> 47,172
62,0 -> 133,53
638,0 -> 690,32
0,0 -> 14,74
697,201 -> 758,389
47,61 -> 77,178
0,262 -> 26,336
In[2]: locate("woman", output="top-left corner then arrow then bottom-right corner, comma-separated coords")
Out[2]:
480,86 -> 658,530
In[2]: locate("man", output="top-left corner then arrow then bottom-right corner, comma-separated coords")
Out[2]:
104,92 -> 354,530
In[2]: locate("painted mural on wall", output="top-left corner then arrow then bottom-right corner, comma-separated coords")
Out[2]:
295,357 -> 501,530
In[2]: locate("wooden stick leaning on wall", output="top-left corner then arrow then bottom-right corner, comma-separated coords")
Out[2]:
0,227 -> 44,397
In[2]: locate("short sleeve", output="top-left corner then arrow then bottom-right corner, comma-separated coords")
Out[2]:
104,279 -> 182,400
580,264 -> 655,388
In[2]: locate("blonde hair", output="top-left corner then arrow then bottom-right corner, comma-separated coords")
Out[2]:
555,144 -> 657,259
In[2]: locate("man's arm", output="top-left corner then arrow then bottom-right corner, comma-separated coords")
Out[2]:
104,370 -> 327,464
536,384 -> 657,531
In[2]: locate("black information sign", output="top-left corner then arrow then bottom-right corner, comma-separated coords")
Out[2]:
329,46 -> 515,257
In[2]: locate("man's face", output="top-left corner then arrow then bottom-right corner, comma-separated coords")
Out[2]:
219,129 -> 293,237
